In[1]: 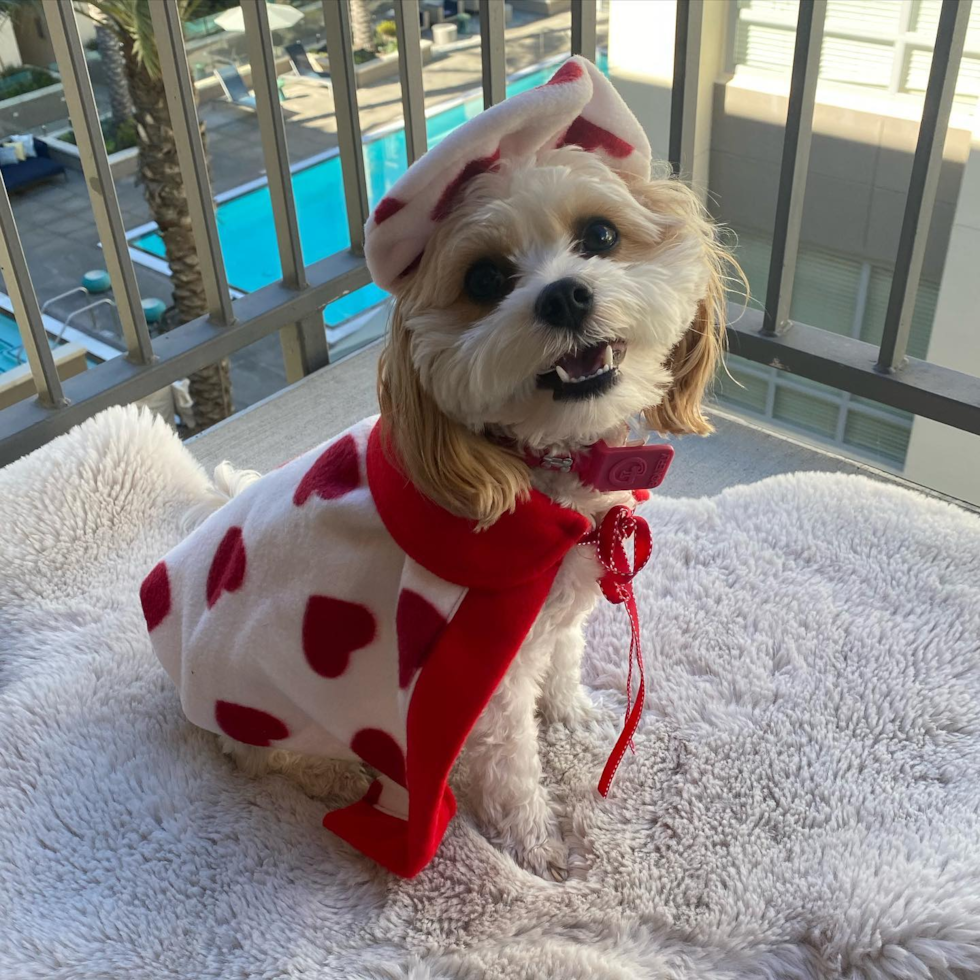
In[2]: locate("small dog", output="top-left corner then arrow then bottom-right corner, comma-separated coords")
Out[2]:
146,59 -> 731,881
372,168 -> 726,879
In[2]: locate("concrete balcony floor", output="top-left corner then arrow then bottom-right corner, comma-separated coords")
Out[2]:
188,343 -> 976,515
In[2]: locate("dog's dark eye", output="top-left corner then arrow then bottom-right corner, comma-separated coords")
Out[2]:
464,259 -> 513,304
580,219 -> 619,255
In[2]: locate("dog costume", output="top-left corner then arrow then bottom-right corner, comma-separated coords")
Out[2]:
143,57 -> 657,877
143,418 -> 592,877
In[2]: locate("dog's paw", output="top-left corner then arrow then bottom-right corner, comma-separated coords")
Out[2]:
507,834 -> 569,882
539,690 -> 595,730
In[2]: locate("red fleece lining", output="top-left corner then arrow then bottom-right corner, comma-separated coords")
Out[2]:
322,576 -> 557,877
405,575 -> 559,871
366,422 -> 589,590
319,421 -> 589,877
547,61 -> 584,85
558,115 -> 634,159
430,150 -> 501,222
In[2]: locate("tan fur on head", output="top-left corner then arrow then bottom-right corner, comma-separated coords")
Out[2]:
377,149 -> 739,525
621,170 -> 733,438
642,266 -> 730,437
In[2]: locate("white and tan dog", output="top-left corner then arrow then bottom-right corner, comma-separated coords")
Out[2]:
149,57 -> 732,881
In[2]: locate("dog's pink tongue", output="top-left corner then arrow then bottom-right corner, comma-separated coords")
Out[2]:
556,342 -> 605,380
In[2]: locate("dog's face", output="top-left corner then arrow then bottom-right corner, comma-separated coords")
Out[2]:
392,148 -> 722,450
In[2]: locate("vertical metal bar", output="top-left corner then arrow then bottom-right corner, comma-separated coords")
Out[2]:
570,0 -> 597,62
479,0 -> 506,108
723,0 -> 740,76
760,0 -> 827,337
240,0 -> 328,380
850,261 -> 872,339
668,0 -> 703,177
394,0 -> 427,165
322,0 -> 370,256
42,0 -> 154,365
764,370 -> 776,419
240,0 -> 306,290
150,0 -> 235,327
279,310 -> 331,381
833,392 -> 852,444
0,177 -> 65,407
876,0 -> 970,373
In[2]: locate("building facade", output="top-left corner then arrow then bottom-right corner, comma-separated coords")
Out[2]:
609,0 -> 980,504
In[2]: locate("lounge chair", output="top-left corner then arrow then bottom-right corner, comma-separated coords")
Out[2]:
0,138 -> 66,193
285,42 -> 331,87
214,65 -> 257,109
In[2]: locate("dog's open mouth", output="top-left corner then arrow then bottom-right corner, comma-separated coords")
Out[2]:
537,340 -> 626,400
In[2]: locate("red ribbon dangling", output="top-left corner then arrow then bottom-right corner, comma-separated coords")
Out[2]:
587,504 -> 652,797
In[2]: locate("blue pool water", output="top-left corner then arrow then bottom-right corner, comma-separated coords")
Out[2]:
134,54 -> 609,327
0,314 -> 29,373
0,312 -> 101,374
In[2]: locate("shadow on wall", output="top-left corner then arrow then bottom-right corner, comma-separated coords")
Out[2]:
707,80 -> 969,283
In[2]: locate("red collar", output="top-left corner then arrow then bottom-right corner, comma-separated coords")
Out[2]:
366,421 -> 591,591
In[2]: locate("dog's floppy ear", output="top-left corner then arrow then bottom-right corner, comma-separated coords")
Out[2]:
378,302 -> 530,525
643,290 -> 724,437
623,174 -> 732,437
364,57 -> 651,293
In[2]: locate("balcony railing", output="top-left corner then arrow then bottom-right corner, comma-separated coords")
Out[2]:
0,0 -> 977,469
702,0 -> 980,436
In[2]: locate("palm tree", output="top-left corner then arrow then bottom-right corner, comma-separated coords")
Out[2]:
95,23 -> 134,126
350,0 -> 374,55
0,2 -> 16,73
82,0 -> 232,429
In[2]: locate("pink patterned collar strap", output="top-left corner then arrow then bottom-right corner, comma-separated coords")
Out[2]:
524,440 -> 674,493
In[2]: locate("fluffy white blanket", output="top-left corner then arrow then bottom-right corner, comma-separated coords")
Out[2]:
2,406 -> 979,980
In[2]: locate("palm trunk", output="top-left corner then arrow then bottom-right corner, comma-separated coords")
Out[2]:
96,25 -> 134,126
350,0 -> 374,53
122,38 -> 232,430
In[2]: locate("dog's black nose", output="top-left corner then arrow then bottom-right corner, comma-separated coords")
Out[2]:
535,277 -> 593,331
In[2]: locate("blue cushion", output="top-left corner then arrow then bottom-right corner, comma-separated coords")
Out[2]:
0,155 -> 65,190
7,134 -> 36,158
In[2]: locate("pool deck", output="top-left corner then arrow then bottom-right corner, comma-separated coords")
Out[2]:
1,9 -> 597,412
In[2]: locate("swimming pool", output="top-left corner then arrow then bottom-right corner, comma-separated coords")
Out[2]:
0,312 -> 32,373
0,305 -> 116,376
0,312 -> 89,374
132,54 -> 609,329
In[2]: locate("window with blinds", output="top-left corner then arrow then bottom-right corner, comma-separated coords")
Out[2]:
734,0 -> 980,105
716,230 -> 938,468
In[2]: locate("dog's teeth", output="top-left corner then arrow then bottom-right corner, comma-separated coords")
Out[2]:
552,354 -> 618,386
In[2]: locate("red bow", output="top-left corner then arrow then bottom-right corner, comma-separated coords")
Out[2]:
585,505 -> 652,797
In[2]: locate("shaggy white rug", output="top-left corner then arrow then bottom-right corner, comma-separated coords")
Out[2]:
2,406 -> 980,980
